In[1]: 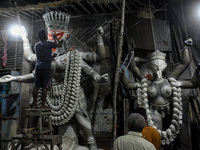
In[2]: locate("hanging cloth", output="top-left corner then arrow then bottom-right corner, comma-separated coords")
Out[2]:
1,30 -> 8,67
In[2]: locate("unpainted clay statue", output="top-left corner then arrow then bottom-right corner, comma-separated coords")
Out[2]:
0,11 -> 108,150
121,38 -> 200,144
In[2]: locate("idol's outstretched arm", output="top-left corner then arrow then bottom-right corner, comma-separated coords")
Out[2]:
0,73 -> 34,83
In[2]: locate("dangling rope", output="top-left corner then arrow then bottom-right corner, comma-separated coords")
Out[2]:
148,0 -> 156,50
31,11 -> 34,46
15,2 -> 21,70
1,30 -> 8,67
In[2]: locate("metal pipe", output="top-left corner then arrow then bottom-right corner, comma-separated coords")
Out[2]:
112,0 -> 126,143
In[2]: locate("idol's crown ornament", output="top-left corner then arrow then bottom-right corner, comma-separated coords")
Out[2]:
146,50 -> 166,61
43,11 -> 70,30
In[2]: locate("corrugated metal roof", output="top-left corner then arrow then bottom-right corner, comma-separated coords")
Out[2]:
125,16 -> 172,52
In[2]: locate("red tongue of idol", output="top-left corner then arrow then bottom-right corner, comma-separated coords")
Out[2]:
48,31 -> 66,41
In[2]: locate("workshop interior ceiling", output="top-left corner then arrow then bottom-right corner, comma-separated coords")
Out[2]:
0,0 -> 192,76
0,0 -> 164,21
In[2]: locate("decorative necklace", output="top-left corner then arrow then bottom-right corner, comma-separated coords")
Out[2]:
46,50 -> 82,126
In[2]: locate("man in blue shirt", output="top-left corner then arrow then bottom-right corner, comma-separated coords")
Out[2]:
33,30 -> 61,109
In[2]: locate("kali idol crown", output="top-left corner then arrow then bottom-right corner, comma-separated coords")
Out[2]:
43,11 -> 70,31
146,50 -> 166,61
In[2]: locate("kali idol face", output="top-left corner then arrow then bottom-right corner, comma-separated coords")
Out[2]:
43,11 -> 70,52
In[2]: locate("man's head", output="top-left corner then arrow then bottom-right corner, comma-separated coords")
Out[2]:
37,30 -> 47,41
128,113 -> 145,132
133,107 -> 147,120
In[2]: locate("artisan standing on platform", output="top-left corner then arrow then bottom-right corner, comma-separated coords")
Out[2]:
33,30 -> 61,109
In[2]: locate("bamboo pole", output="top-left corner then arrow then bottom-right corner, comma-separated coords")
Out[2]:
112,0 -> 126,143
191,98 -> 200,126
188,101 -> 193,150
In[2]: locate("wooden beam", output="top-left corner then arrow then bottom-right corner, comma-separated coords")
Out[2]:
86,1 -> 99,14
102,0 -> 114,12
132,0 -> 148,7
96,1 -> 106,13
110,0 -> 120,10
0,12 -> 28,21
70,3 -> 82,15
2,12 -> 17,18
0,0 -> 77,13
30,10 -> 43,19
0,13 -> 15,20
127,0 -> 138,9
77,2 -> 91,14
125,2 -> 131,10
61,6 -> 75,16
19,11 -> 38,20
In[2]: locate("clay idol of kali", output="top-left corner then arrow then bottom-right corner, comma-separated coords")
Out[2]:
0,11 -> 108,150
121,38 -> 200,145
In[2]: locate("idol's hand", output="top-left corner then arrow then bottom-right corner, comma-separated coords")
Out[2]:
0,75 -> 17,83
95,73 -> 109,83
97,26 -> 104,36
